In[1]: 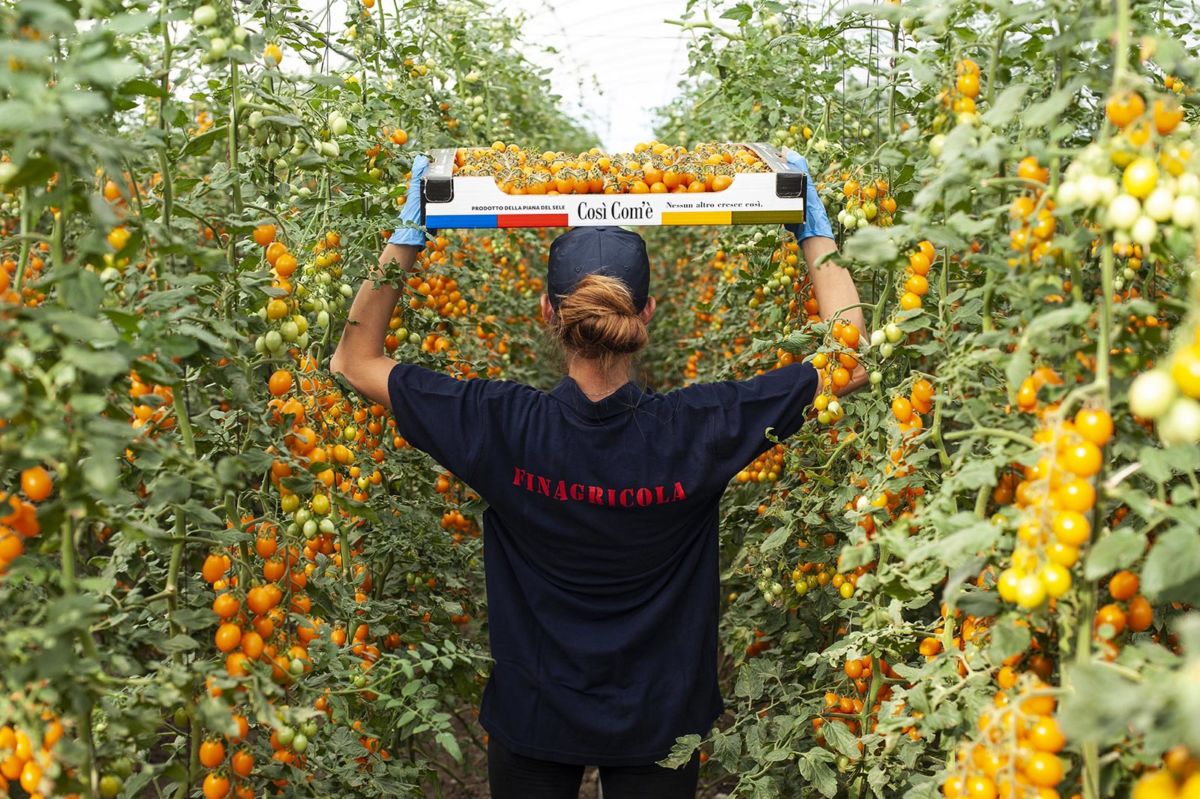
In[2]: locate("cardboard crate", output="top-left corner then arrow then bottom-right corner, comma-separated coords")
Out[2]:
420,143 -> 806,229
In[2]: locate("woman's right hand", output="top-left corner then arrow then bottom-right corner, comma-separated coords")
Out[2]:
386,153 -> 432,249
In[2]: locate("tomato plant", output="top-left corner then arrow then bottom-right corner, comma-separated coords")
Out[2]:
2,0 -> 1200,797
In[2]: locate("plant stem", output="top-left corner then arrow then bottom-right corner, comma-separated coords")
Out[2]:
944,428 -> 1038,449
225,57 -> 243,289
157,1 -> 174,244
14,185 -> 31,293
60,499 -> 103,661
1113,0 -> 1131,83
930,253 -> 952,469
166,514 -> 187,640
50,204 -> 64,275
1074,575 -> 1100,799
340,526 -> 352,579
173,380 -> 196,456
1095,241 -> 1114,406
889,24 -> 898,137
79,697 -> 100,797
980,268 -> 997,333
985,24 -> 1008,107
223,491 -> 253,589
228,61 -> 243,216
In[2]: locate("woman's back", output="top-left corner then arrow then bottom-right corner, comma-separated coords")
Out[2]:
387,359 -> 818,765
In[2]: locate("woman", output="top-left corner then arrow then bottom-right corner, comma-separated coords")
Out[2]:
330,151 -> 865,798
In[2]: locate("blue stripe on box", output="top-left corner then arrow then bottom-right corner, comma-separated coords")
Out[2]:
425,214 -> 497,228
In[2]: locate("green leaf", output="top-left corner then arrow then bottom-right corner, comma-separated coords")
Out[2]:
1140,443 -> 1200,482
181,126 -> 226,157
435,731 -> 462,764
162,634 -> 200,654
59,88 -> 110,119
1058,661 -> 1146,744
658,734 -> 702,769
119,78 -> 166,98
989,617 -> 1032,662
83,450 -> 121,498
954,588 -> 1001,618
149,473 -> 191,509
982,84 -> 1029,126
1141,527 -> 1200,602
62,344 -> 129,379
713,729 -> 741,764
73,58 -> 141,87
1084,528 -> 1145,580
798,748 -> 838,798
821,718 -> 860,760
760,524 -> 792,553
842,227 -> 898,267
60,270 -> 105,314
734,658 -> 772,700
1023,82 -> 1081,129
104,11 -> 156,34
904,517 -> 998,566
0,101 -> 38,134
720,3 -> 754,22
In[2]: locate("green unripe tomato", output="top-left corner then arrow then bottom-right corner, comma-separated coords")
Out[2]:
99,774 -> 123,798
1128,369 -> 1175,419
1159,397 -> 1200,445
192,5 -> 217,26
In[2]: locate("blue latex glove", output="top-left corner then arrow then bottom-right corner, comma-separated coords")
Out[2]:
387,154 -> 433,249
781,148 -> 835,243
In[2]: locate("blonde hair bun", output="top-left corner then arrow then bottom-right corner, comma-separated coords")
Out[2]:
552,274 -> 648,359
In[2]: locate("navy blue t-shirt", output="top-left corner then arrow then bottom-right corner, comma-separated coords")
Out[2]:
388,361 -> 819,766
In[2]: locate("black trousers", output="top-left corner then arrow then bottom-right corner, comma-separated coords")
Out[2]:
487,737 -> 700,799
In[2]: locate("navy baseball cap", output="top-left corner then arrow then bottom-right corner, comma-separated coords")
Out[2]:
546,226 -> 650,311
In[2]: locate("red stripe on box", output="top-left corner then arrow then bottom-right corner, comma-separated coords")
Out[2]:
497,213 -> 570,228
